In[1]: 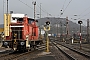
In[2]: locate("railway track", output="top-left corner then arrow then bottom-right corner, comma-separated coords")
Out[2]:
0,44 -> 45,60
55,41 -> 90,57
64,43 -> 90,55
0,48 -> 40,60
52,41 -> 90,60
0,48 -> 41,60
56,39 -> 90,52
0,50 -> 14,58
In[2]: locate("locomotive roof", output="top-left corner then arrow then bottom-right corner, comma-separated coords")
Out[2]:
28,18 -> 35,21
16,18 -> 35,21
11,13 -> 35,21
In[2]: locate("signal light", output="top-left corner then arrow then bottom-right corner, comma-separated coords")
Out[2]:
44,21 -> 51,31
46,21 -> 50,25
78,20 -> 82,24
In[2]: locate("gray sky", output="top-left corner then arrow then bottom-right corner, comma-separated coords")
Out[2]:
0,0 -> 90,25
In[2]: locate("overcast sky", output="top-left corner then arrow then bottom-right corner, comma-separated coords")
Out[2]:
0,0 -> 90,25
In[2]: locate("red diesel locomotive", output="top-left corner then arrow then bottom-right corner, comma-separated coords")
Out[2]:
2,13 -> 42,51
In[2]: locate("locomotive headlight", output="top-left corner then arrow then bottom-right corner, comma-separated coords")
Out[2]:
4,42 -> 8,46
26,35 -> 28,40
2,35 -> 4,38
20,42 -> 25,45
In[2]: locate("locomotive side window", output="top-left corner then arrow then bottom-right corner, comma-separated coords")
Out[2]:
28,20 -> 31,24
28,19 -> 34,24
17,18 -> 23,23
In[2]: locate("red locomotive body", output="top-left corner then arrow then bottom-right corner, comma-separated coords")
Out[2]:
7,17 -> 39,41
2,14 -> 42,51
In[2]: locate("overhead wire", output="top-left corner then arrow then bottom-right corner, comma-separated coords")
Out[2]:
78,12 -> 90,20
18,0 -> 33,10
73,2 -> 90,20
13,0 -> 90,19
31,0 -> 53,17
17,0 -> 40,13
63,0 -> 73,14
41,6 -> 52,16
59,0 -> 66,17
18,0 -> 53,18
78,11 -> 90,26
77,6 -> 90,20
62,0 -> 67,10
37,4 -> 52,17
60,0 -> 73,17
78,9 -> 90,19
37,5 -> 47,14
79,6 -> 90,16
60,0 -> 88,26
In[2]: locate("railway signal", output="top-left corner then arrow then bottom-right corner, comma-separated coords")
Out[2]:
66,17 -> 69,39
78,20 -> 83,49
46,21 -> 50,25
87,19 -> 89,43
44,21 -> 50,31
44,21 -> 50,52
78,20 -> 83,24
